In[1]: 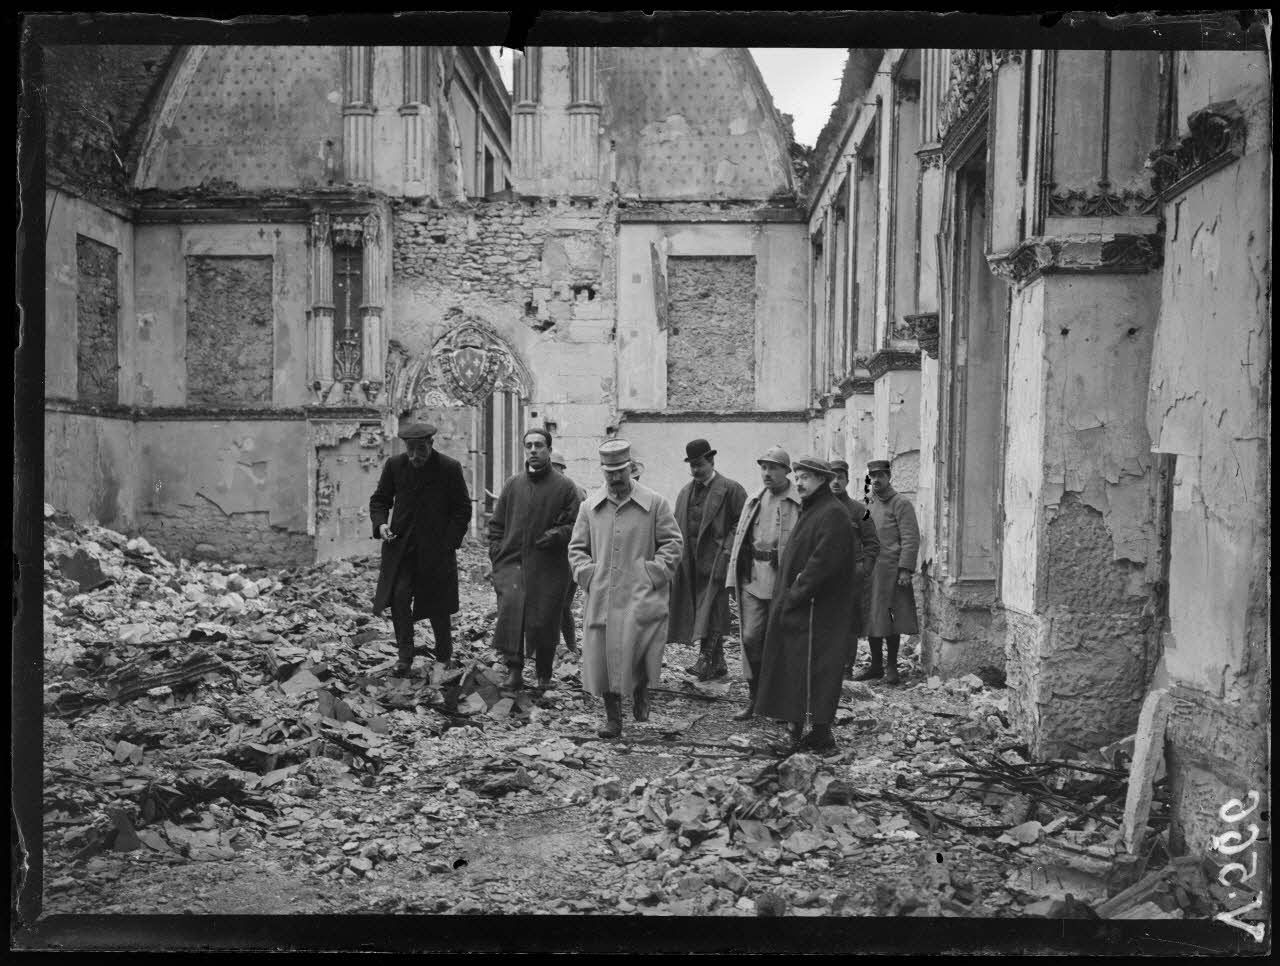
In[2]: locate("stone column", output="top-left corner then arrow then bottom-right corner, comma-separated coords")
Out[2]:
343,46 -> 375,185
360,211 -> 386,402
512,48 -> 541,191
567,47 -> 601,194
308,211 -> 335,399
400,46 -> 436,199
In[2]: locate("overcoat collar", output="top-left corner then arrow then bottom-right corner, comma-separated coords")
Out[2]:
589,482 -> 655,513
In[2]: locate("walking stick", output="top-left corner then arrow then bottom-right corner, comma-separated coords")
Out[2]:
804,598 -> 815,739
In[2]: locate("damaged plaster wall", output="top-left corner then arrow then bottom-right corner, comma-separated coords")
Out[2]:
75,235 -> 122,405
665,255 -> 756,410
1146,51 -> 1270,855
313,421 -> 391,562
136,420 -> 312,565
872,372 -> 921,505
44,410 -> 139,532
184,256 -> 274,406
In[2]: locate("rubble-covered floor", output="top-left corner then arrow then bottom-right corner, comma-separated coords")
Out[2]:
38,507 -> 1222,921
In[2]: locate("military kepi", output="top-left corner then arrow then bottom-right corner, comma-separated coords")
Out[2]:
867,459 -> 891,473
398,422 -> 437,439
684,438 -> 717,462
830,459 -> 850,475
599,439 -> 633,469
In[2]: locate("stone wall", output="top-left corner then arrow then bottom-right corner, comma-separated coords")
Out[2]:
184,256 -> 275,406
665,255 -> 756,410
75,234 -> 121,405
139,497 -> 314,567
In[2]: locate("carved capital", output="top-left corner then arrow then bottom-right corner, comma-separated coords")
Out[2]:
916,146 -> 943,171
987,233 -> 1164,288
939,49 -> 994,145
1047,187 -> 1159,218
1147,100 -> 1246,201
903,312 -> 940,360
866,348 -> 922,381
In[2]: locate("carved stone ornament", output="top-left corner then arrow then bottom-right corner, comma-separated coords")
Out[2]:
903,312 -> 940,359
1147,100 -> 1246,200
986,233 -> 1164,288
939,49 -> 994,144
383,315 -> 533,415
991,49 -> 1024,67
916,147 -> 943,171
866,348 -> 923,381
332,217 -> 365,249
1047,188 -> 1160,218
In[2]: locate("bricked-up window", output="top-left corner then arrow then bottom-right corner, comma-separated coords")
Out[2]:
332,244 -> 364,382
666,255 -> 756,410
75,234 -> 120,404
185,256 -> 274,406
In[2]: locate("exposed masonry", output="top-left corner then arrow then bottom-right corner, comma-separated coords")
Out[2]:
76,235 -> 120,405
139,493 -> 311,568
666,255 -> 756,410
184,256 -> 274,407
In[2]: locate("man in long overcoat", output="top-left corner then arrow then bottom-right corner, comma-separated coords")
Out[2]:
830,459 -> 882,673
551,450 -> 589,656
568,440 -> 684,739
670,439 -> 748,681
488,429 -> 582,691
370,422 -> 473,676
724,445 -> 802,721
854,458 -> 920,685
755,457 -> 858,753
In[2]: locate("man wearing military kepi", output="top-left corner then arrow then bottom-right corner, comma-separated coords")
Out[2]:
670,439 -> 748,681
829,459 -> 881,674
488,429 -> 582,691
855,458 -> 920,685
568,440 -> 684,739
754,457 -> 858,753
370,422 -> 473,676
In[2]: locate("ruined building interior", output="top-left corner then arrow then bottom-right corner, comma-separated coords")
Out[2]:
41,45 -> 1270,892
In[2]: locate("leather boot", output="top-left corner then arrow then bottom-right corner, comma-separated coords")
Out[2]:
632,681 -> 650,722
685,640 -> 711,677
732,665 -> 759,721
884,637 -> 901,685
801,723 -> 837,754
703,637 -> 728,680
852,638 -> 884,681
597,692 -> 623,739
503,664 -> 524,690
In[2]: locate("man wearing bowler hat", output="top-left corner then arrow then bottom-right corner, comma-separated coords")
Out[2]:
670,439 -> 748,681
755,457 -> 858,753
370,422 -> 473,676
829,459 -> 882,674
856,458 -> 920,684
724,445 -> 803,721
568,440 -> 683,738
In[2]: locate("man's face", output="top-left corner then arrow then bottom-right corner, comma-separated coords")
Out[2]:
406,436 -> 434,467
830,471 -> 849,496
870,469 -> 891,495
524,434 -> 551,471
794,469 -> 827,499
689,455 -> 714,484
604,466 -> 633,499
759,461 -> 789,492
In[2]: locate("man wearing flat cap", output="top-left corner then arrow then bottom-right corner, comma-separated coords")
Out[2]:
370,422 -> 473,676
855,458 -> 920,684
670,439 -> 748,681
568,440 -> 683,739
550,451 -> 589,656
488,428 -> 583,690
755,456 -> 859,753
724,445 -> 803,721
829,459 -> 882,674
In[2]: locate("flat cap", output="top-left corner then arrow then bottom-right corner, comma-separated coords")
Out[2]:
830,459 -> 850,475
867,459 -> 892,473
757,446 -> 792,470
599,439 -> 633,470
793,456 -> 837,478
398,422 -> 438,439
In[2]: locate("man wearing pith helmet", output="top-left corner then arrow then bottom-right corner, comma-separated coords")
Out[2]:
568,440 -> 684,739
369,422 -> 472,677
755,456 -> 858,753
856,458 -> 920,685
724,445 -> 802,722
670,438 -> 748,682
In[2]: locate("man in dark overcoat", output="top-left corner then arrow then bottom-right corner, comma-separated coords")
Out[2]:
830,459 -> 882,674
755,456 -> 859,754
855,458 -> 920,685
370,422 -> 473,676
670,439 -> 748,681
489,429 -> 582,690
551,450 -> 589,656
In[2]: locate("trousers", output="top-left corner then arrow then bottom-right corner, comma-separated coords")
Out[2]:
390,549 -> 453,663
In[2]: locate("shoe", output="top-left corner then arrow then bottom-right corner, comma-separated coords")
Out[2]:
598,693 -> 623,739
536,676 -> 553,690
503,666 -> 523,690
703,639 -> 728,681
800,725 -> 837,754
851,665 -> 883,681
686,641 -> 711,678
632,683 -> 649,722
732,678 -> 758,721
392,660 -> 412,676
884,665 -> 900,685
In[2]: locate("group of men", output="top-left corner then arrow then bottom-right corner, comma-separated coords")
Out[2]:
369,421 -> 919,752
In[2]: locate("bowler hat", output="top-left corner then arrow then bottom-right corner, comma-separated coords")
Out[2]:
830,459 -> 851,475
683,438 -> 717,462
757,445 -> 792,470
398,422 -> 437,439
599,439 -> 634,470
867,459 -> 892,474
793,456 -> 837,478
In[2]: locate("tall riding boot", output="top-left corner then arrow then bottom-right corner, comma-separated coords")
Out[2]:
733,658 -> 760,721
884,635 -> 901,685
686,639 -> 712,677
704,637 -> 728,680
598,692 -> 623,739
632,678 -> 650,722
852,638 -> 884,681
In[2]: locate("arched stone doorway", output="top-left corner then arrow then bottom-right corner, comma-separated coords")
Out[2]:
385,314 -> 533,534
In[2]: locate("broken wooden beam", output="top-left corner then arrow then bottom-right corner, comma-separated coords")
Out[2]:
1120,688 -> 1171,855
